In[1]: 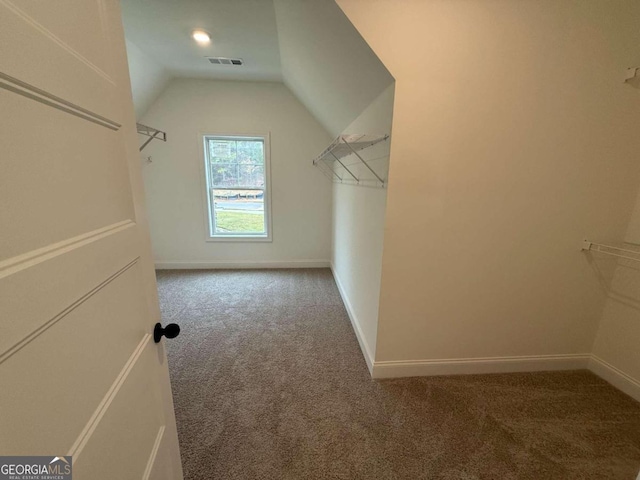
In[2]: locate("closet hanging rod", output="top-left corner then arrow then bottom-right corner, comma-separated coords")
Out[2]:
581,240 -> 640,263
137,123 -> 167,151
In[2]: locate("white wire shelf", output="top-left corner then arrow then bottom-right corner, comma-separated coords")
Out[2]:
312,134 -> 390,188
581,240 -> 640,263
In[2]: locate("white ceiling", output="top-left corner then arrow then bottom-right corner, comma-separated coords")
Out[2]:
121,0 -> 282,82
273,0 -> 394,136
122,0 -> 393,136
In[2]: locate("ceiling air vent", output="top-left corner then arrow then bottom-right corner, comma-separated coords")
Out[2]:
207,57 -> 243,66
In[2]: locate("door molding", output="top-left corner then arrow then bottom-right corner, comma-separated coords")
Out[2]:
143,426 -> 166,480
0,71 -> 121,130
0,0 -> 114,83
68,332 -> 152,460
0,220 -> 135,279
0,257 -> 139,365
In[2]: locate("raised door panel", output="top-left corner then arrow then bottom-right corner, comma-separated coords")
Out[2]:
0,0 -> 120,124
16,0 -> 115,76
72,343 -> 169,480
0,262 -> 149,454
0,87 -> 135,260
0,223 -> 139,363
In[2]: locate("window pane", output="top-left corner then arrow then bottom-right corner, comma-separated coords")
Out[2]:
238,164 -> 264,188
209,139 -> 265,188
236,140 -> 264,165
205,136 -> 268,238
212,189 -> 265,234
209,140 -> 235,162
209,139 -> 264,164
210,163 -> 239,187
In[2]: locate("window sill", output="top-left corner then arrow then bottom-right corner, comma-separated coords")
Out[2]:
206,235 -> 272,243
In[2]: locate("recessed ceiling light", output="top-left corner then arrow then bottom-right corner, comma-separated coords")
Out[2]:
192,30 -> 211,45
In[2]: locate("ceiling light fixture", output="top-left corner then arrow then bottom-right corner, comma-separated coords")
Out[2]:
192,30 -> 211,45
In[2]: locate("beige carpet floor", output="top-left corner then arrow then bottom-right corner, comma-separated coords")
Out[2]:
156,268 -> 640,480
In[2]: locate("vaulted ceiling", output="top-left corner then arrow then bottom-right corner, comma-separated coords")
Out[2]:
122,0 -> 394,135
121,0 -> 282,82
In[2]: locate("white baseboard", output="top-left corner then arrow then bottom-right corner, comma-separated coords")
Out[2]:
588,355 -> 640,402
371,353 -> 640,402
162,262 -> 640,403
327,265 -> 596,383
372,354 -> 591,379
155,260 -> 330,270
330,264 -> 375,375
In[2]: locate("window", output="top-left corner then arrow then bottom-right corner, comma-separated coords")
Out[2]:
203,135 -> 271,240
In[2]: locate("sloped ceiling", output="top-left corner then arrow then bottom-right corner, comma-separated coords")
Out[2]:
122,0 -> 282,83
273,0 -> 394,136
122,0 -> 393,131
125,39 -> 171,118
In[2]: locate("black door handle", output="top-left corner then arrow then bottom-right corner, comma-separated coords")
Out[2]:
154,322 -> 180,343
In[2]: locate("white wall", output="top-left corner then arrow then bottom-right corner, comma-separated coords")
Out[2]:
140,78 -> 333,268
331,84 -> 394,371
271,0 -> 394,373
273,0 -> 394,136
125,39 -> 171,118
337,0 -> 640,375
591,188 -> 640,400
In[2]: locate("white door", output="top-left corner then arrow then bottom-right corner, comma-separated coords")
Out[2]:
0,1 -> 183,479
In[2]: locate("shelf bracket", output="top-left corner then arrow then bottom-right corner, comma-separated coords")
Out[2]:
137,123 -> 167,152
330,150 -> 358,183
343,138 -> 385,186
582,239 -> 640,263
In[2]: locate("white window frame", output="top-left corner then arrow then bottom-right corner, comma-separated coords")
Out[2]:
200,133 -> 272,242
